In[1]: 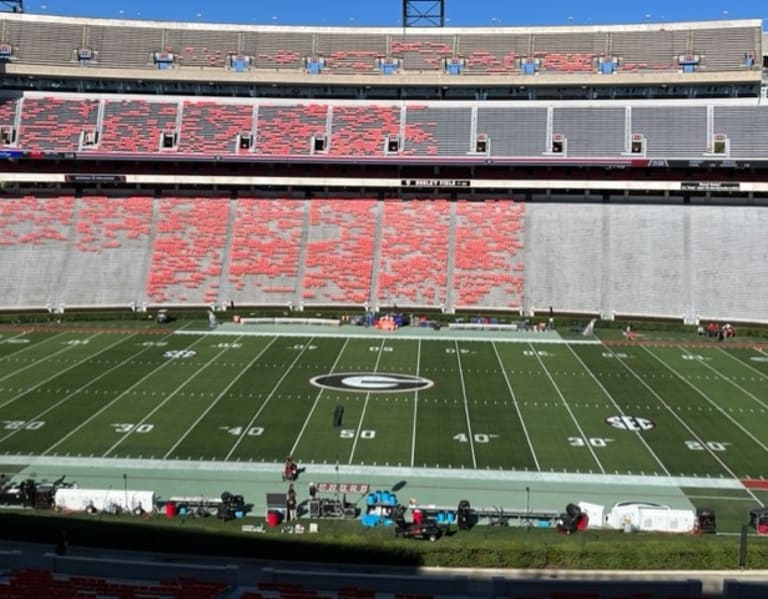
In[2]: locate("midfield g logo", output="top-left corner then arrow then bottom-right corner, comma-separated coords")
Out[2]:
310,373 -> 434,393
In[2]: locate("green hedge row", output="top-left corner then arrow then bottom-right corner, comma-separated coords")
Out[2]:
3,511 -> 768,570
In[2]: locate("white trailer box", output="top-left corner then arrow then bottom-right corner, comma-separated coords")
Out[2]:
605,501 -> 695,533
54,488 -> 155,513
578,501 -> 605,529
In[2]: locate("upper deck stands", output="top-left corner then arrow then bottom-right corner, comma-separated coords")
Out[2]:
99,99 -> 179,153
17,96 -> 99,152
7,92 -> 768,160
179,101 -> 254,154
0,13 -> 759,84
328,105 -> 400,156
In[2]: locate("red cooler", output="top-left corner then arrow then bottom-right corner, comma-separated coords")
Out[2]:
267,510 -> 282,527
165,502 -> 177,518
412,509 -> 423,525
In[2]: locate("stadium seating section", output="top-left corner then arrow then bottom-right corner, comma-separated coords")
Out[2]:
5,93 -> 768,159
0,13 -> 759,78
1,569 -> 228,599
0,195 -> 528,311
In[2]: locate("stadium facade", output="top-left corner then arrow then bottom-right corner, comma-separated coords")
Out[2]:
0,12 -> 767,323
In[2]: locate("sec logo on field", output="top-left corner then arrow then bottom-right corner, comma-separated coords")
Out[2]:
310,373 -> 434,393
605,415 -> 655,431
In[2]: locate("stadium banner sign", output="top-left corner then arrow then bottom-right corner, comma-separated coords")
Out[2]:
401,179 -> 471,188
65,174 -> 127,183
681,181 -> 740,191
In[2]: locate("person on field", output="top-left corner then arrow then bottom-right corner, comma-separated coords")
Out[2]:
286,484 -> 297,521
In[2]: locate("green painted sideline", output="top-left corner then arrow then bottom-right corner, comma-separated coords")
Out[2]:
0,455 -> 744,489
175,323 -> 601,344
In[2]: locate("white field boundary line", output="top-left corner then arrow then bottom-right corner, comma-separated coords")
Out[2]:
0,331 -> 66,362
711,346 -> 768,404
224,337 -> 316,461
0,453 -> 747,489
529,342 -> 605,474
162,337 -> 278,459
716,346 -> 768,381
42,331 -> 199,455
0,332 -> 100,386
348,339 -> 385,465
565,344 -> 671,476
103,335 -> 245,457
0,333 -> 126,412
492,341 -> 540,472
644,346 -> 768,458
174,328 -> 601,345
289,337 -> 351,457
409,339 -> 421,468
606,342 -> 764,504
0,334 -> 143,445
454,340 -> 478,469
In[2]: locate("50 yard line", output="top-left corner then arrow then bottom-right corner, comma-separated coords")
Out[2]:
409,339 -> 421,468
348,339 -> 385,465
289,337 -> 350,456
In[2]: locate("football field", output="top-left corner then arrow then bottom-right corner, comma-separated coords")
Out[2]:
0,325 -> 767,486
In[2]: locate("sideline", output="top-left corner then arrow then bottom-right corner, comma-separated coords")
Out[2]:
0,454 -> 746,489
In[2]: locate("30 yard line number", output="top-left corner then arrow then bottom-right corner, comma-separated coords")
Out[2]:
568,436 -> 614,448
111,423 -> 153,434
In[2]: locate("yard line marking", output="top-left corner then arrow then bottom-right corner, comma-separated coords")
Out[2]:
0,332 -> 97,384
715,346 -> 768,382
0,330 -> 60,362
644,347 -> 768,457
454,340 -> 477,469
0,333 -> 121,411
528,342 -> 604,474
102,336 -> 239,457
42,331 -> 201,455
694,348 -> 768,412
607,342 -> 764,503
224,337 -> 315,461
492,341 -> 540,472
410,339 -> 421,468
290,337 -> 350,456
348,339 -> 386,465
0,334 -> 139,445
565,344 -> 670,476
163,336 -> 278,460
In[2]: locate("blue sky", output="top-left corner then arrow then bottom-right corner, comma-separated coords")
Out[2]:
20,0 -> 766,28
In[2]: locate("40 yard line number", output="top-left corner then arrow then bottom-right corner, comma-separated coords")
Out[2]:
454,433 -> 498,443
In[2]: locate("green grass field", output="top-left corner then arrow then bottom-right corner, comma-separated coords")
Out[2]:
3,324 -> 768,535
1,325 -> 766,480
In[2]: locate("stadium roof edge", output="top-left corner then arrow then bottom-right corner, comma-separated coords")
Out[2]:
0,11 -> 761,36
